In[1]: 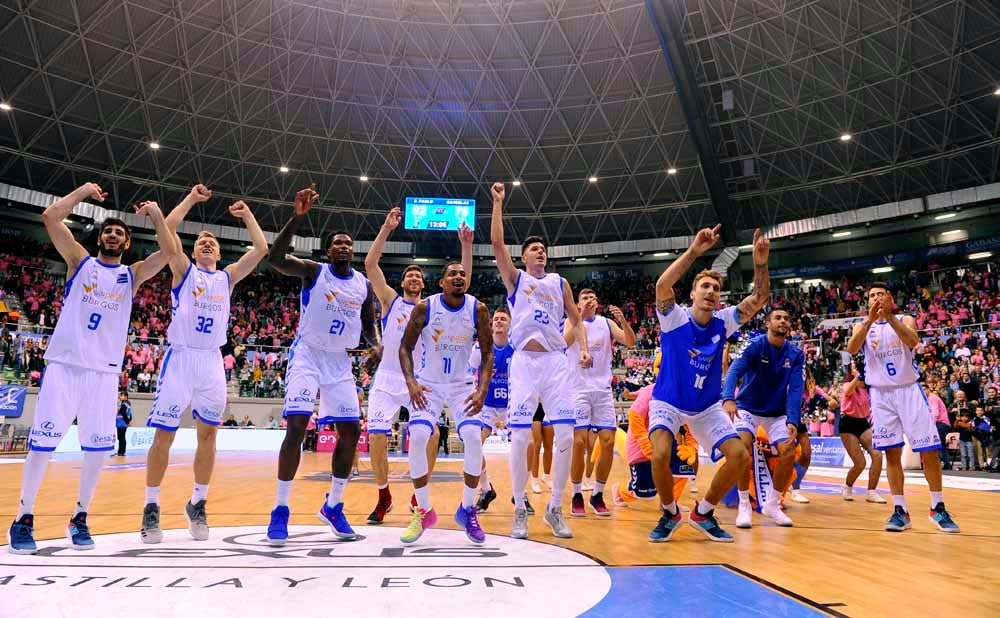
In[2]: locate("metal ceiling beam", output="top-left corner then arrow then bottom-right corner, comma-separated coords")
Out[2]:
644,0 -> 739,244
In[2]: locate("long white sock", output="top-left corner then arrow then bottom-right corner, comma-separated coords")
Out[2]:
191,483 -> 209,505
145,486 -> 160,506
276,480 -> 293,507
738,490 -> 750,505
893,495 -> 907,510
17,450 -> 53,517
479,459 -> 491,491
462,484 -> 477,508
696,499 -> 717,515
509,428 -> 531,509
76,451 -> 106,514
594,480 -> 606,494
548,424 -> 573,510
327,476 -> 348,507
415,486 -> 431,510
930,491 -> 943,508
572,481 -> 583,495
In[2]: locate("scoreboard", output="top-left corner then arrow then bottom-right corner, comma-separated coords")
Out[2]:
404,197 -> 475,231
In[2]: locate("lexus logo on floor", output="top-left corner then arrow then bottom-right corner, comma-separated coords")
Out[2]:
1,526 -> 611,617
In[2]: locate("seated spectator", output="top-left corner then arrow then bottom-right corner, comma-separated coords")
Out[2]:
222,415 -> 239,427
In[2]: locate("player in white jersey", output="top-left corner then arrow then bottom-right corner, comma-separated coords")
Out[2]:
140,184 -> 269,544
264,185 -> 379,546
363,207 -> 473,524
490,182 -> 591,539
397,262 -> 494,543
846,282 -> 959,533
566,289 -> 636,518
8,183 -> 178,554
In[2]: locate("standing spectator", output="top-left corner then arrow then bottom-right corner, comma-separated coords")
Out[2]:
955,411 -> 975,470
438,412 -> 450,456
927,384 -> 953,470
223,353 -> 236,382
115,392 -> 132,457
972,406 -> 992,469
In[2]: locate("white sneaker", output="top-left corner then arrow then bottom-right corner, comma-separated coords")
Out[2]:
531,478 -> 542,494
689,482 -> 699,494
866,490 -> 887,504
842,486 -> 854,501
762,502 -> 793,527
790,489 -> 810,504
540,474 -> 551,488
582,478 -> 596,492
736,502 -> 753,529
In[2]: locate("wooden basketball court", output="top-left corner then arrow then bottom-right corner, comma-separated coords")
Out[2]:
2,450 -> 998,617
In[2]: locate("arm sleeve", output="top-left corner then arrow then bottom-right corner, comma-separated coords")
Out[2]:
785,351 -> 805,425
721,339 -> 753,401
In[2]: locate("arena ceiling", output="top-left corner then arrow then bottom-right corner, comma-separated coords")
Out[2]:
0,0 -> 999,246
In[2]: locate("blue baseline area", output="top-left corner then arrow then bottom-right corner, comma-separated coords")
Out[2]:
581,566 -> 826,617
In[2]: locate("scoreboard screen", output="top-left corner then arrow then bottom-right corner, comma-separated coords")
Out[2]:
404,197 -> 475,231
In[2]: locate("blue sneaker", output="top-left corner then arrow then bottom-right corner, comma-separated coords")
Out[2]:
688,503 -> 734,543
267,505 -> 290,546
928,503 -> 960,533
455,505 -> 486,544
66,512 -> 95,550
8,515 -> 37,555
648,508 -> 683,543
317,496 -> 356,540
885,506 -> 912,532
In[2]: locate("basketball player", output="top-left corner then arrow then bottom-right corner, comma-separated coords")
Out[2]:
363,207 -> 473,524
466,307 -> 515,511
566,289 -> 636,517
8,183 -> 178,554
647,226 -> 770,543
490,182 -> 591,539
264,185 -> 379,545
721,308 -> 802,528
140,184 -> 269,543
845,283 -> 959,533
397,262 -> 493,544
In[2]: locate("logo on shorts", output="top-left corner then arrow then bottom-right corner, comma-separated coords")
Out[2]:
90,433 -> 115,445
300,389 -> 311,396
41,421 -> 55,430
338,406 -> 356,416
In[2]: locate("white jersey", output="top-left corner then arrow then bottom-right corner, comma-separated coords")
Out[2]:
567,316 -> 614,392
863,318 -> 920,387
296,265 -> 369,351
507,270 -> 566,352
377,295 -> 423,376
166,263 -> 231,349
418,293 -> 478,384
45,256 -> 133,373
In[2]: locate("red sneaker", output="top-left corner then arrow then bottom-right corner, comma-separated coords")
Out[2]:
570,492 -> 586,517
589,492 -> 611,517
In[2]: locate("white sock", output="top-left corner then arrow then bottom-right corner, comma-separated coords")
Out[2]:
510,428 -> 531,509
462,484 -> 476,508
191,483 -> 209,505
594,480 -> 606,494
662,500 -> 678,515
145,486 -> 160,506
843,484 -> 853,491
377,482 -> 389,490
548,424 -> 573,511
76,451 -> 105,514
415,485 -> 431,510
479,464 -> 491,491
930,491 -> 943,508
572,481 -> 583,495
327,476 -> 348,507
892,495 -> 907,510
276,479 -> 293,507
696,499 -> 717,515
738,490 -> 750,505
17,450 -> 53,517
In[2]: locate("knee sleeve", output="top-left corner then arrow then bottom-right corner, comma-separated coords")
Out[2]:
408,424 -> 432,479
459,423 -> 482,476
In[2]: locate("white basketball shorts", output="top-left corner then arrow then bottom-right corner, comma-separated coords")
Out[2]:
367,369 -> 410,434
648,399 -> 739,462
29,362 -> 118,452
506,350 -> 574,429
734,410 -> 791,445
283,341 -> 360,424
408,380 -> 481,437
573,389 -> 617,431
147,347 -> 227,430
869,382 -> 941,452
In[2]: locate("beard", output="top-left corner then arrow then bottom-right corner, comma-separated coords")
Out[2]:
98,242 -> 125,258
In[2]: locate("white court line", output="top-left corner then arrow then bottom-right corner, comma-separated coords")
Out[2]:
0,459 -> 26,465
807,465 -> 1000,491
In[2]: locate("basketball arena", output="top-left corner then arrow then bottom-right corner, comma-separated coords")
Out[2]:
1,1 -> 999,616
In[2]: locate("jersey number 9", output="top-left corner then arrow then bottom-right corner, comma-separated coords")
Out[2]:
87,312 -> 102,331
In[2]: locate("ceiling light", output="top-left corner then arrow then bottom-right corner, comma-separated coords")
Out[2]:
783,278 -> 802,284
934,213 -> 956,220
941,229 -> 964,236
413,257 -> 428,262
279,165 -> 289,173
969,252 -> 993,260
832,231 -> 852,238
995,87 -> 1000,96
738,244 -> 753,250
653,252 -> 671,257
0,102 -> 11,111
576,257 -> 587,261
667,167 -> 677,175
871,266 -> 893,274
359,176 -> 368,182
839,133 -> 852,142
512,180 -> 521,187
588,176 -> 598,183
149,141 -> 161,150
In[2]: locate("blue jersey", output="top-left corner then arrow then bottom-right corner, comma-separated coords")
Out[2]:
469,342 -> 514,408
721,335 -> 805,424
652,304 -> 741,413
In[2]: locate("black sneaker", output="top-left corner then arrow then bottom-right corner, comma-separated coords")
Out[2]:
511,496 -> 535,515
475,486 -> 497,512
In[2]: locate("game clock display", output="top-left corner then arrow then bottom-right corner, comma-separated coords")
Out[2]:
404,197 -> 475,231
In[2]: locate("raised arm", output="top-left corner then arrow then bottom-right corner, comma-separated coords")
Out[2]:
130,201 -> 180,290
736,228 -> 771,324
41,183 -> 106,271
656,224 -> 720,313
563,278 -> 591,368
464,302 -> 495,416
846,301 -> 884,355
459,222 -> 474,283
360,283 -> 380,350
399,300 -> 430,410
364,208 -> 401,308
607,305 -> 637,347
225,201 -> 269,287
489,182 -> 519,294
886,312 -> 920,350
165,184 -> 212,280
267,185 -> 320,282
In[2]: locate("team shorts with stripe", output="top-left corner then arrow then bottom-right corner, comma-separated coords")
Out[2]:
734,410 -> 791,445
869,382 -> 941,452
147,347 -> 227,430
408,380 -> 481,436
28,362 -> 117,452
283,341 -> 360,424
367,369 -> 409,434
479,405 -> 506,433
506,350 -> 574,428
573,389 -> 617,431
649,400 -> 739,462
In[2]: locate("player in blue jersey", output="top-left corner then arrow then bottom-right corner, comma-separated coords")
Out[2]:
264,185 -> 380,545
647,226 -> 770,544
722,308 -> 803,528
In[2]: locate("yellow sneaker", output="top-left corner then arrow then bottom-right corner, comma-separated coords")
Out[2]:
400,507 -> 437,544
